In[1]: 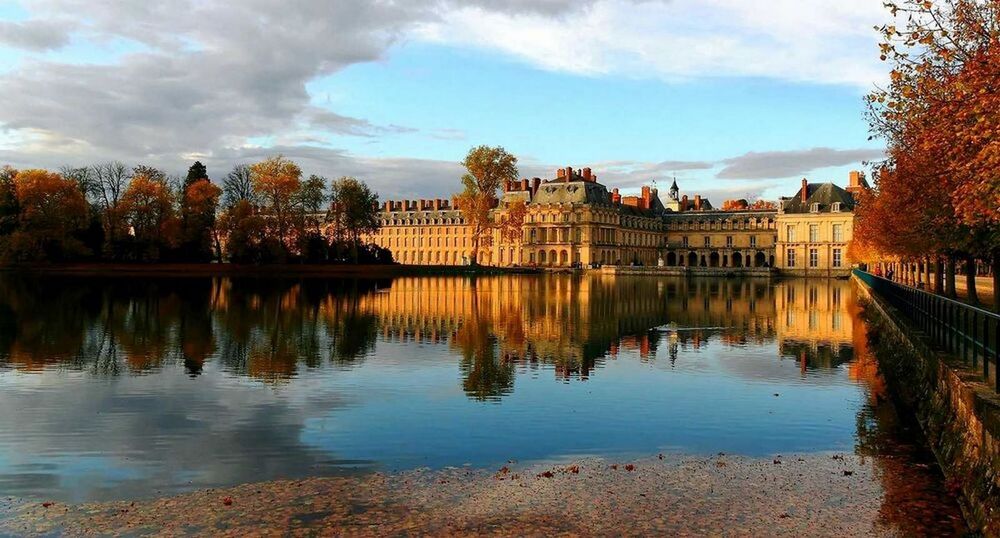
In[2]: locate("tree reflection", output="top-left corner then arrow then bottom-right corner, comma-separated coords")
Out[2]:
453,313 -> 514,402
0,274 -> 384,383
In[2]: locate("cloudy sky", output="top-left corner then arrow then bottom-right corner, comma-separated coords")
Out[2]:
0,0 -> 889,202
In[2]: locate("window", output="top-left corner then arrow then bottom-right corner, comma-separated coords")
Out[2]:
832,224 -> 843,242
810,202 -> 820,213
749,236 -> 757,248
832,202 -> 842,212
682,236 -> 689,247
809,248 -> 819,268
704,236 -> 711,247
726,236 -> 733,247
787,248 -> 796,267
809,224 -> 819,243
787,225 -> 796,242
832,248 -> 842,268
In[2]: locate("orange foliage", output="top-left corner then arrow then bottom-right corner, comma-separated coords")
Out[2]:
13,169 -> 88,234
859,0 -> 1000,264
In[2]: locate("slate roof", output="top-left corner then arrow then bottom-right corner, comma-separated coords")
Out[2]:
532,180 -> 612,205
781,183 -> 856,214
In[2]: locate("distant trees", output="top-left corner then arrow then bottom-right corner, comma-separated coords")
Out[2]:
0,157 -> 388,266
855,0 -> 1000,310
456,145 -> 520,265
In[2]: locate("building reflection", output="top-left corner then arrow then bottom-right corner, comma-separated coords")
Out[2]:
0,274 -> 865,396
775,278 -> 857,371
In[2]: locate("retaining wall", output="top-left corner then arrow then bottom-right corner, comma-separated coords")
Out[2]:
854,274 -> 1000,535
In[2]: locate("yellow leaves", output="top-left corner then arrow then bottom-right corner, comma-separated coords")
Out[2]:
250,155 -> 302,203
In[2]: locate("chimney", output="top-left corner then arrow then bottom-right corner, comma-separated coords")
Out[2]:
532,177 -> 541,196
434,199 -> 442,210
384,201 -> 392,212
583,167 -> 592,181
521,178 -> 529,191
641,186 -> 651,209
681,195 -> 688,212
557,168 -> 565,179
612,188 -> 621,204
800,178 -> 808,203
694,195 -> 702,210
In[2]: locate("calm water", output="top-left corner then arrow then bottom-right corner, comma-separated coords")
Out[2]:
0,274 -> 928,502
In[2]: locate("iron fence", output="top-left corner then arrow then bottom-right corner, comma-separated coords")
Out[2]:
854,269 -> 999,393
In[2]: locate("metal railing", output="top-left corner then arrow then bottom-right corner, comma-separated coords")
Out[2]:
854,269 -> 999,393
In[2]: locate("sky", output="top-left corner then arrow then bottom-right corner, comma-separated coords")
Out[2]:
0,0 -> 891,202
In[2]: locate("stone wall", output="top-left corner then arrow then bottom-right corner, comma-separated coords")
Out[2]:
854,275 -> 1000,535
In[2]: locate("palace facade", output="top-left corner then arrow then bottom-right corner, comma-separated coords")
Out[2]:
367,166 -> 867,277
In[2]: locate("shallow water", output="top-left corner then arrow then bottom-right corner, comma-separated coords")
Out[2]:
0,273 -> 956,513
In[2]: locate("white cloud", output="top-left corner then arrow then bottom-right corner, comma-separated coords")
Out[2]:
413,0 -> 888,87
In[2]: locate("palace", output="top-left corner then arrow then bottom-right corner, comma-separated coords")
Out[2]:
367,166 -> 868,277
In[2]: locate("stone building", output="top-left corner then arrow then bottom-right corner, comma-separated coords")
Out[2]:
368,166 -> 865,276
773,172 -> 868,277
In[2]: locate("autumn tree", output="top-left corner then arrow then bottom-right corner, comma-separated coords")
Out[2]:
327,176 -> 380,263
861,0 -> 1000,308
175,161 -> 221,262
250,156 -> 302,258
182,178 -> 223,262
4,169 -> 89,261
120,168 -> 178,261
218,199 -> 268,264
456,145 -> 519,265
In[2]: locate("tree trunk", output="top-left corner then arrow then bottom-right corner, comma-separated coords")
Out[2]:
945,255 -> 958,299
935,257 -> 945,295
965,254 -> 980,305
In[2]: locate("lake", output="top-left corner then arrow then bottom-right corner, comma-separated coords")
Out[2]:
0,273 -> 934,503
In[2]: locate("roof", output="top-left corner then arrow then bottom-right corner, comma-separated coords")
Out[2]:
532,180 -> 612,205
781,183 -> 856,214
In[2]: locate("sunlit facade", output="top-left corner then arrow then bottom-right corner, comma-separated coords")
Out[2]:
369,167 -> 863,275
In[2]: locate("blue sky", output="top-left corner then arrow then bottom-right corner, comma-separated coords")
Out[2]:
0,0 -> 889,202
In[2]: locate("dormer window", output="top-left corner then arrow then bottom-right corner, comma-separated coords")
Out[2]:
810,202 -> 820,213
831,202 -> 842,212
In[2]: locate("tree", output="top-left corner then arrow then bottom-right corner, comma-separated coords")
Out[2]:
327,177 -> 380,262
218,199 -> 269,264
861,0 -> 1000,309
0,166 -> 18,238
181,179 -> 222,262
184,161 -> 208,189
456,145 -> 519,265
120,169 -> 178,261
91,161 -> 130,256
5,169 -> 89,261
222,164 -> 256,209
250,156 -> 302,257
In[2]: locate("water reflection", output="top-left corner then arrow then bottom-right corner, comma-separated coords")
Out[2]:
0,273 -> 949,521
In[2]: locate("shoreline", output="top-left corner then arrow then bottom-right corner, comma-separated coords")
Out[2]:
0,453 -> 966,537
